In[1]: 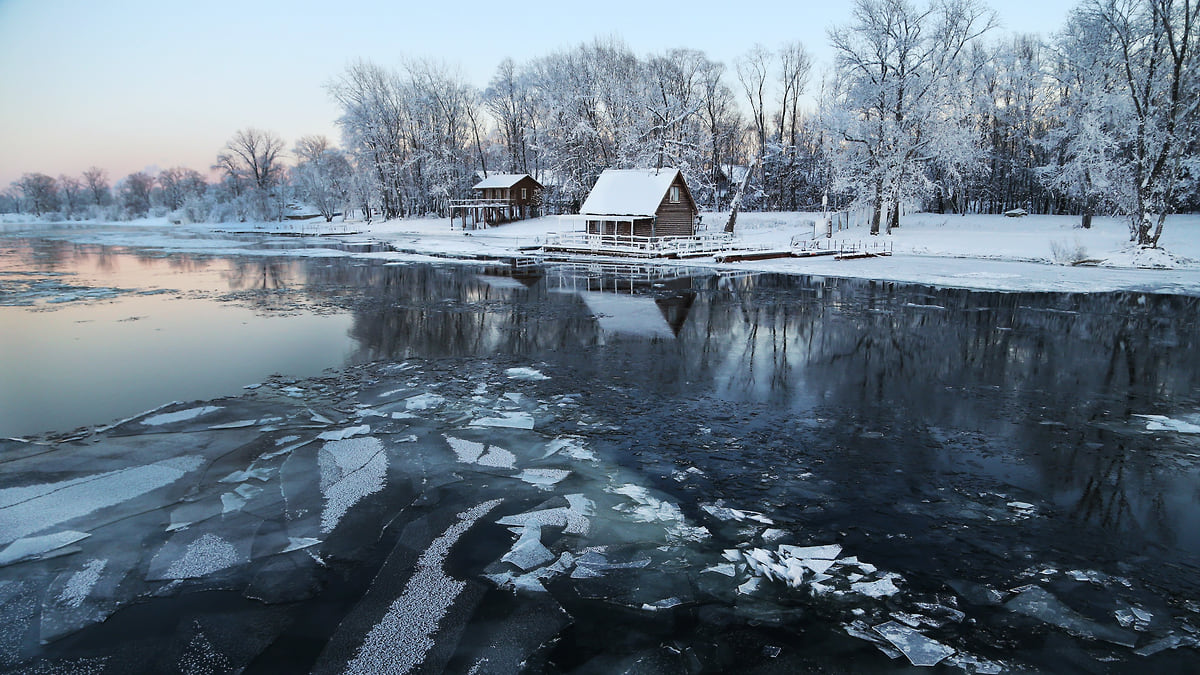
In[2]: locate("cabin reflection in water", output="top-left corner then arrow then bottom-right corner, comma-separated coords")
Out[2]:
481,262 -> 701,339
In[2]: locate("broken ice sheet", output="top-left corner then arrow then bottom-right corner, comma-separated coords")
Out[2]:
778,543 -> 841,560
516,468 -> 570,490
0,530 -> 90,566
317,425 -> 371,441
505,367 -> 550,381
541,436 -> 597,462
852,576 -> 902,598
1135,413 -> 1200,434
141,405 -> 223,426
501,524 -> 555,571
1005,586 -> 1137,647
404,393 -> 445,411
872,620 -> 956,667
470,412 -> 535,430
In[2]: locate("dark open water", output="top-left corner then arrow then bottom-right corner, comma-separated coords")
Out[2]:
2,234 -> 1199,672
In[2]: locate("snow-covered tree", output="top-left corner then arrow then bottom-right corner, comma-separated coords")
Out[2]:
1086,0 -> 1200,246
155,167 -> 207,212
827,0 -> 996,234
57,174 -> 84,219
292,135 -> 352,222
82,167 -> 111,208
117,171 -> 154,218
16,173 -> 58,216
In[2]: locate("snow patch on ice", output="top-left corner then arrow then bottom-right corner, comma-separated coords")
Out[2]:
57,559 -> 107,608
163,534 -> 241,579
319,437 -> 388,533
345,499 -> 501,674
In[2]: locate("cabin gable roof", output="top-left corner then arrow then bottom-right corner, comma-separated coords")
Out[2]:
472,173 -> 542,190
579,168 -> 694,218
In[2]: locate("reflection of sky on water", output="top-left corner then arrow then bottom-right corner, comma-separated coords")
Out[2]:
0,241 -> 356,437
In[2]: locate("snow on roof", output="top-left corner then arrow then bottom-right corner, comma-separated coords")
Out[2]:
579,169 -> 682,218
473,174 -> 534,189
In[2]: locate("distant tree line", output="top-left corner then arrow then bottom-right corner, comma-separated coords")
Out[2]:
3,0 -> 1196,246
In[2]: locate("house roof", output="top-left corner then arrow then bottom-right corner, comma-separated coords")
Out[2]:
579,168 -> 684,217
473,173 -> 537,189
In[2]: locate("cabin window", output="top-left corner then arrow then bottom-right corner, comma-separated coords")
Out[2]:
669,185 -> 680,203
521,188 -> 527,199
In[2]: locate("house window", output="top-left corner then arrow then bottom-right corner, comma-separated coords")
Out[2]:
521,188 -> 527,200
670,185 -> 680,203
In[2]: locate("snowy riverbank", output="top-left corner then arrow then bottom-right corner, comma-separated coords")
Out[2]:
5,211 -> 1200,296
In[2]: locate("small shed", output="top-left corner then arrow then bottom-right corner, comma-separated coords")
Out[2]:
579,168 -> 697,239
451,173 -> 543,228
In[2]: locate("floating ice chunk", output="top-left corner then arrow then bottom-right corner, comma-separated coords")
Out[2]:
737,577 -> 762,595
517,468 -> 570,489
702,563 -> 738,577
571,550 -> 652,579
477,446 -> 517,468
761,528 -> 787,542
310,412 -> 334,424
0,531 -> 90,566
609,484 -> 709,541
497,494 -> 593,536
346,499 -> 501,674
501,524 -> 555,571
404,393 -> 445,411
541,437 -> 597,462
234,483 -> 262,500
844,620 -> 902,659
446,436 -> 486,463
779,544 -> 841,560
802,558 -> 837,575
1134,633 -> 1200,656
0,455 -> 203,545
281,537 -> 321,554
505,367 -> 550,381
943,653 -> 1004,674
872,621 -> 956,667
218,467 -> 273,483
57,559 -> 107,608
1005,586 -> 1136,647
208,419 -> 257,430
142,406 -> 222,426
318,425 -> 371,441
163,534 -> 242,579
319,437 -> 388,533
852,577 -> 901,598
220,492 -> 246,514
642,597 -> 683,611
471,412 -> 535,430
700,502 -> 774,524
1135,414 -> 1200,434
503,552 -> 577,592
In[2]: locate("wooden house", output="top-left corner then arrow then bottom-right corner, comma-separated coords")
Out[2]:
451,173 -> 543,228
578,168 -> 698,239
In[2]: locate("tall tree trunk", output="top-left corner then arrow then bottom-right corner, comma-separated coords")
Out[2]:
725,154 -> 760,233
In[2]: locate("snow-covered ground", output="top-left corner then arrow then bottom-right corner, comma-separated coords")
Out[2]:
5,210 -> 1200,296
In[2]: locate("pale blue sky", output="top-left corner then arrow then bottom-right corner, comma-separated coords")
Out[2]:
0,0 -> 1079,187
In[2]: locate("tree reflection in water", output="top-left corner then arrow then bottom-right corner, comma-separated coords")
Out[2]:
301,261 -> 1200,570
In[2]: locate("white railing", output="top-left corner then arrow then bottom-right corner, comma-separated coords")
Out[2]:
544,231 -> 734,255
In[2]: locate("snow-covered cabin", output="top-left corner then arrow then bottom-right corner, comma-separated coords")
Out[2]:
579,168 -> 698,238
453,173 -> 544,228
472,174 -> 543,213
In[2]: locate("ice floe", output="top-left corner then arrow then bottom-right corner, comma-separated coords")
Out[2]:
501,524 -> 556,571
516,468 -> 571,489
141,406 -> 223,426
317,425 -> 371,441
319,437 -> 388,533
505,367 -> 550,381
0,531 -> 90,566
470,412 -> 535,429
872,620 -> 957,666
404,393 -> 445,410
1135,413 -> 1200,434
0,455 -> 203,544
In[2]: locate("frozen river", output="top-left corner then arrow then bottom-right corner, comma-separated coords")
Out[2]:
2,230 -> 1200,672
